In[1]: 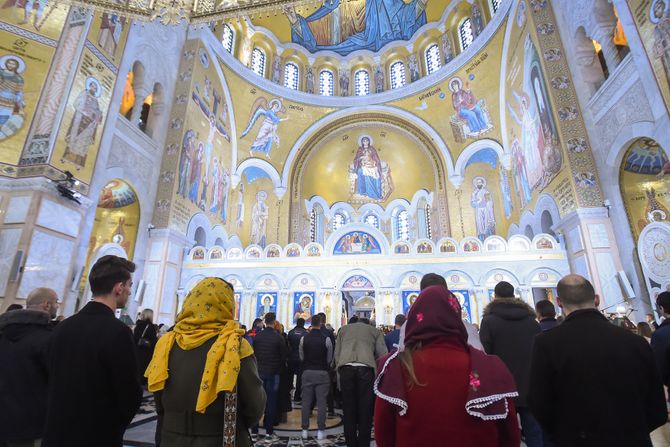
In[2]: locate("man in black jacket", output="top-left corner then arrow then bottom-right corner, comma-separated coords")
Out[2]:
479,281 -> 543,447
529,274 -> 667,447
0,288 -> 58,446
252,312 -> 287,441
652,291 -> 670,386
299,315 -> 333,440
43,255 -> 142,447
287,318 -> 307,402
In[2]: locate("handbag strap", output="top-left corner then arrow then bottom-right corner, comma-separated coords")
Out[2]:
139,322 -> 149,340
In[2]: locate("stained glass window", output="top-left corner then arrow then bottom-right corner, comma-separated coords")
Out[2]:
251,48 -> 265,77
425,44 -> 442,75
459,18 -> 475,51
222,24 -> 234,53
333,212 -> 346,231
319,70 -> 334,96
354,69 -> 370,96
489,0 -> 501,14
394,209 -> 410,241
390,61 -> 406,89
284,62 -> 299,90
364,214 -> 380,229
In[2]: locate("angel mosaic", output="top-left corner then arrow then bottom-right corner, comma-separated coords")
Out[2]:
240,97 -> 287,159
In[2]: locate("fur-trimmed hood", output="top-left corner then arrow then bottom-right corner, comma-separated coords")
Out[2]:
0,309 -> 51,341
483,297 -> 536,321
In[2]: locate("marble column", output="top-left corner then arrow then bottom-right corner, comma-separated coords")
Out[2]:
592,24 -> 621,73
140,228 -> 190,325
553,207 -> 627,313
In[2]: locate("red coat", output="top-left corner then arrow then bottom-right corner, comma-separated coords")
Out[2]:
374,340 -> 520,447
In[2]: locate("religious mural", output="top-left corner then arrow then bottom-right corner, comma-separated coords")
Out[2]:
334,231 -> 381,255
0,0 -> 67,40
157,41 -> 234,234
620,138 -> 670,241
627,0 -> 670,114
257,292 -> 277,318
448,76 -> 493,142
241,97 -> 287,159
349,135 -> 393,203
452,289 -> 473,322
51,48 -> 115,184
280,0 -> 428,55
402,290 -> 419,314
293,291 -> 315,323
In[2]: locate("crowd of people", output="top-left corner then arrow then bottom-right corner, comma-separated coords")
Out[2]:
1,253 -> 670,447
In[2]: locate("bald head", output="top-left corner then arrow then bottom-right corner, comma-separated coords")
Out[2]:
556,274 -> 598,314
26,288 -> 59,319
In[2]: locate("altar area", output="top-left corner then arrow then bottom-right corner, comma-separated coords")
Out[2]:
178,227 -> 568,330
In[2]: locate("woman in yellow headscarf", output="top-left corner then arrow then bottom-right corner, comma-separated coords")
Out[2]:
146,277 -> 266,447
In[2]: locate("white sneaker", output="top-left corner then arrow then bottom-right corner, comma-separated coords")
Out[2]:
317,430 -> 326,440
302,429 -> 309,439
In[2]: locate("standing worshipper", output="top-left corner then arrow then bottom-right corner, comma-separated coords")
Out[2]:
529,275 -> 666,447
384,314 -> 406,352
43,255 -> 142,447
479,281 -> 543,447
0,288 -> 58,447
146,277 -> 265,447
288,318 -> 307,403
535,300 -> 558,331
374,286 -> 520,447
335,311 -> 387,447
651,291 -> 670,388
300,315 -> 333,441
252,312 -> 287,442
133,308 -> 157,386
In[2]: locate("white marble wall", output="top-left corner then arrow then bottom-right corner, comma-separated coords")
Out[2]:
17,230 -> 75,299
0,228 -> 22,297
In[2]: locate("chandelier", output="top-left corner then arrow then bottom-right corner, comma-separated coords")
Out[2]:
63,0 -> 326,25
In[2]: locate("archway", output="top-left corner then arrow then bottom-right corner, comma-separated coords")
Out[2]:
340,273 -> 376,322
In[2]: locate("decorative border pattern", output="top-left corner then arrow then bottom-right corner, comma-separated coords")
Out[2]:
0,21 -> 58,47
84,39 -> 118,74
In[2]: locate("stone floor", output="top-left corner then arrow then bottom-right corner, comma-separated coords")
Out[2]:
123,393 -> 376,447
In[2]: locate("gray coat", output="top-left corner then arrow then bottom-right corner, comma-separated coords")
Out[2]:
155,336 -> 266,447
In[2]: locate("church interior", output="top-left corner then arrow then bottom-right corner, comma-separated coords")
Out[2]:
1,0 -> 670,443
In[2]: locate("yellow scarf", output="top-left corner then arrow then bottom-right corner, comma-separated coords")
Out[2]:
145,277 -> 253,413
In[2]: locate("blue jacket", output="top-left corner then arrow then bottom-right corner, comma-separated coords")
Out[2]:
384,328 -> 400,352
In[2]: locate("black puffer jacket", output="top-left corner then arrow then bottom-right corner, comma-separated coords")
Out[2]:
479,298 -> 540,407
0,309 -> 52,442
253,327 -> 287,376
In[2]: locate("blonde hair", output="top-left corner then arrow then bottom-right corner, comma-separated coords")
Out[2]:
141,309 -> 154,322
399,341 -> 425,388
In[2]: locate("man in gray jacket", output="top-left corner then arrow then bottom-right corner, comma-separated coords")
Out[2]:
335,317 -> 387,447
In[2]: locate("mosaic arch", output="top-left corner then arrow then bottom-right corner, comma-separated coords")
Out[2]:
288,112 -> 452,242
619,137 -> 670,241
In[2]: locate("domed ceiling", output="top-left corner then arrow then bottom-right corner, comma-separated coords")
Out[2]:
252,0 -> 452,55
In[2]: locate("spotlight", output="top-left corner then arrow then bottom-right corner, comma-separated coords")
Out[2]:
52,171 -> 82,205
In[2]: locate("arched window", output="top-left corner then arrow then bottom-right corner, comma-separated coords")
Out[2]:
284,62 -> 299,90
222,24 -> 235,53
417,201 -> 432,239
319,70 -> 334,96
389,60 -> 406,89
459,18 -> 475,51
488,0 -> 501,14
333,212 -> 347,231
250,47 -> 265,77
354,69 -> 370,96
364,213 -> 380,229
310,205 -> 325,244
425,44 -> 442,75
393,209 -> 410,242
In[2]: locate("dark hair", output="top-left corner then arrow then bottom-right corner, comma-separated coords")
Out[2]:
535,300 -> 556,318
420,273 -> 447,291
317,312 -> 326,325
348,315 -> 359,324
252,318 -> 263,328
657,291 -> 670,315
637,322 -> 653,339
494,281 -> 515,298
296,317 -> 305,327
557,275 -> 595,306
240,324 -> 247,331
5,303 -> 23,313
311,315 -> 321,327
264,312 -> 276,325
89,255 -> 135,297
394,314 -> 407,326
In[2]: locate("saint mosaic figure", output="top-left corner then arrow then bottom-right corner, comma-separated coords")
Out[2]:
408,54 -> 420,82
0,55 -> 25,140
293,294 -> 313,323
97,13 -> 124,57
653,0 -> 670,86
250,190 -> 269,248
306,67 -> 315,94
449,76 -> 490,139
177,130 -> 195,198
62,77 -> 103,169
471,176 -> 496,241
241,97 -> 287,159
349,135 -> 393,202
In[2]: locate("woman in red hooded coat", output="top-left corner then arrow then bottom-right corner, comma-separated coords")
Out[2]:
374,285 -> 521,447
